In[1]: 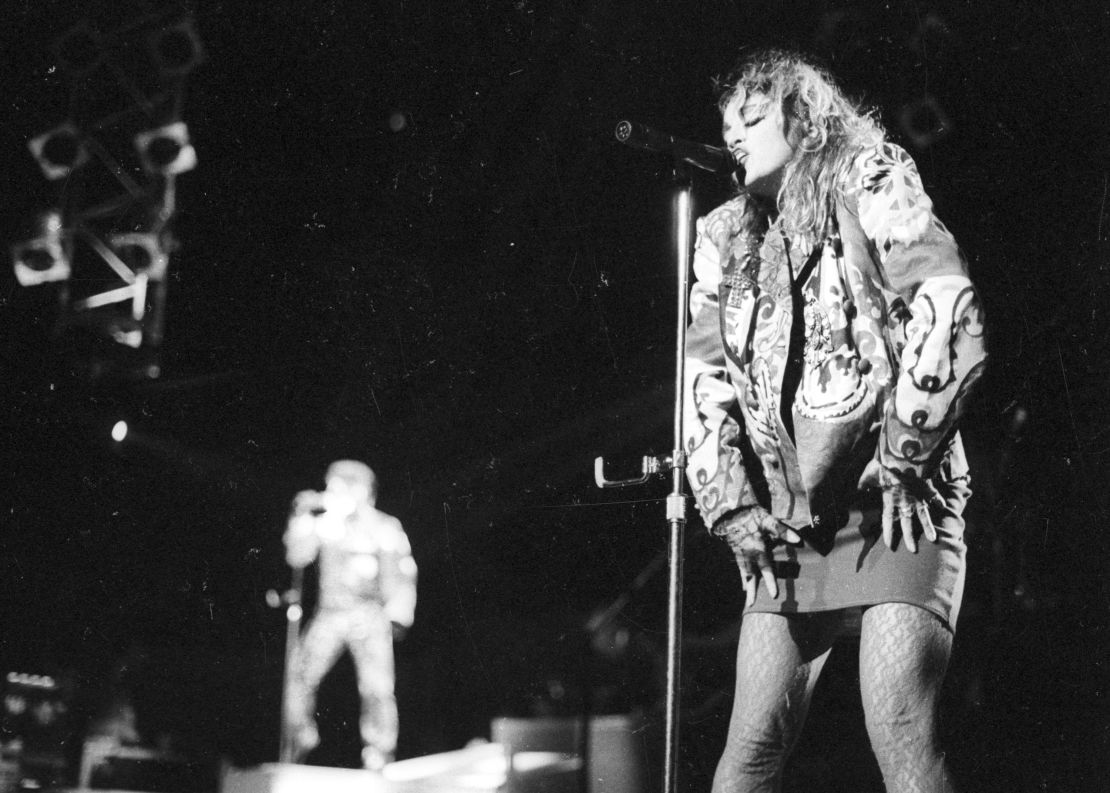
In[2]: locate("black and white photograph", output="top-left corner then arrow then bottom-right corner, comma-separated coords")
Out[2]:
1,2 -> 1107,792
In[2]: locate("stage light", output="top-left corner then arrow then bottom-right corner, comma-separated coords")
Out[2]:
899,96 -> 952,150
134,122 -> 197,175
148,20 -> 205,77
109,232 -> 168,280
11,239 -> 68,286
28,124 -> 88,180
11,211 -> 69,287
388,111 -> 408,132
53,22 -> 104,76
6,673 -> 56,689
111,421 -> 128,442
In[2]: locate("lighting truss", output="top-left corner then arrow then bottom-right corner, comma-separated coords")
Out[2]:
12,8 -> 203,368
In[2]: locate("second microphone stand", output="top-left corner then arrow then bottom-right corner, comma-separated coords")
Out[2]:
269,567 -> 304,765
595,160 -> 694,793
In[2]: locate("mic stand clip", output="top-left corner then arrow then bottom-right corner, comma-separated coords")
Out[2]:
593,452 -> 685,487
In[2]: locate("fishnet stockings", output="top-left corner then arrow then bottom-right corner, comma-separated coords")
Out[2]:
713,611 -> 840,793
713,605 -> 956,793
860,603 -> 956,793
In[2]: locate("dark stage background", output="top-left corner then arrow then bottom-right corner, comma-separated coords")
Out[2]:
1,1 -> 1108,791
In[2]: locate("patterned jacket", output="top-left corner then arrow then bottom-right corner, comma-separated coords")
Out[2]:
684,142 -> 987,532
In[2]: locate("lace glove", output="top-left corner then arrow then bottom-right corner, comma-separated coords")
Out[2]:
713,506 -> 802,603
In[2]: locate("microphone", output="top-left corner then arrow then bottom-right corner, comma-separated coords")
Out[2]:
614,120 -> 738,175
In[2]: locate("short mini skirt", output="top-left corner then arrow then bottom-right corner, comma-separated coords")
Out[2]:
744,479 -> 970,629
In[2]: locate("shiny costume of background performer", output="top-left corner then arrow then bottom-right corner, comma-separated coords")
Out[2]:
283,460 -> 417,771
684,49 -> 987,792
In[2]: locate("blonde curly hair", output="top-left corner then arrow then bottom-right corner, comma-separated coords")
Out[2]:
716,49 -> 886,246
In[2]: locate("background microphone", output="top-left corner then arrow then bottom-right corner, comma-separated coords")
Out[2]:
614,120 -> 738,175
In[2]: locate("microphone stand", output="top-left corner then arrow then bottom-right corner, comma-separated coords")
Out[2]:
271,567 -> 304,764
595,159 -> 694,793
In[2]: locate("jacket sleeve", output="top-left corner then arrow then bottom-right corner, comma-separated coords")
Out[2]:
849,143 -> 987,485
684,202 -> 761,527
381,519 -> 417,627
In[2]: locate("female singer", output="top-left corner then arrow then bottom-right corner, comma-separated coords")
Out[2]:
684,48 -> 986,792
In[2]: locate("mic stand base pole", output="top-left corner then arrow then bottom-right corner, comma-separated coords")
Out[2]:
278,567 -> 304,765
662,161 -> 693,793
663,506 -> 686,793
593,160 -> 693,793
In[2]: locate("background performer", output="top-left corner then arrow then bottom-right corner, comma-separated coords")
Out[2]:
283,460 -> 416,771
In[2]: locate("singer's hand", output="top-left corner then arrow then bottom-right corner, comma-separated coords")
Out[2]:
862,462 -> 943,553
880,484 -> 940,553
292,489 -> 324,514
713,506 -> 801,603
